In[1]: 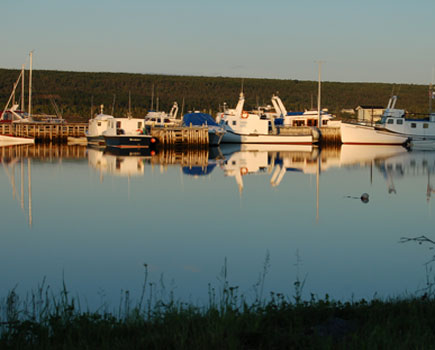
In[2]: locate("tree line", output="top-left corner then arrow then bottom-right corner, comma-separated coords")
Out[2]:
0,68 -> 431,122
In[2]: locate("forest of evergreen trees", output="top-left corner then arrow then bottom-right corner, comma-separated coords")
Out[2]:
0,68 -> 432,122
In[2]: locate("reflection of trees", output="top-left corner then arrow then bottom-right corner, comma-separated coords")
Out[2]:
400,235 -> 435,297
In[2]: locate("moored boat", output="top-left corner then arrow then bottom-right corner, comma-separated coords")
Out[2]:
377,94 -> 435,141
103,116 -> 158,149
340,122 -> 409,145
217,93 -> 314,144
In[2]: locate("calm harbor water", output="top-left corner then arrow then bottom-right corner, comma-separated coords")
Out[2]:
1,143 -> 435,309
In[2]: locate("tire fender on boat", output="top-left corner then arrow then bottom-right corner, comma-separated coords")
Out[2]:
241,111 -> 249,119
240,167 -> 248,175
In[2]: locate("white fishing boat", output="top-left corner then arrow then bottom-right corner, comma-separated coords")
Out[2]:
340,122 -> 409,145
85,105 -> 115,146
217,93 -> 314,144
103,116 -> 158,149
377,94 -> 435,141
144,102 -> 182,127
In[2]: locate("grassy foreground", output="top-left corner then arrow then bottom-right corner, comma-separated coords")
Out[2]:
1,281 -> 435,349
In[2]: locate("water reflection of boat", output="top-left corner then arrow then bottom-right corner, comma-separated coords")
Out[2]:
220,144 -> 318,192
87,148 -> 154,177
339,145 -> 408,167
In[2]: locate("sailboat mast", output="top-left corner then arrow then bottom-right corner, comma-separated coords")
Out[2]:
21,64 -> 25,112
28,51 -> 33,118
317,61 -> 322,127
430,67 -> 434,114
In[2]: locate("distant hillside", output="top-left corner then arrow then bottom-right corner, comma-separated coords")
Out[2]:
0,69 -> 431,122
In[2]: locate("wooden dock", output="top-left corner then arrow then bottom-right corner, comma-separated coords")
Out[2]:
0,122 -> 88,142
150,126 -> 209,146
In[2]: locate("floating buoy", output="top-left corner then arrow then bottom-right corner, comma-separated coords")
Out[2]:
360,193 -> 369,203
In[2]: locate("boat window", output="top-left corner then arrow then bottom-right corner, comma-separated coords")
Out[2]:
387,119 -> 394,124
97,122 -> 101,126
411,123 -> 416,128
396,119 -> 403,125
232,121 -> 237,126
116,121 -> 121,128
307,120 -> 312,126
138,122 -> 142,128
423,123 -> 429,129
322,120 -> 328,125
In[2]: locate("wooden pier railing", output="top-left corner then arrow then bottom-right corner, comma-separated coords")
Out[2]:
0,122 -> 88,141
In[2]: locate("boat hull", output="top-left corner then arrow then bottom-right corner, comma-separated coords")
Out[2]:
104,135 -> 157,149
0,135 -> 34,146
86,135 -> 105,146
221,131 -> 313,144
340,123 -> 408,145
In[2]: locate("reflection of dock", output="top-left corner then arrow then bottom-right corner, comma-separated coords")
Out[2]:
0,144 -> 87,160
151,148 -> 210,168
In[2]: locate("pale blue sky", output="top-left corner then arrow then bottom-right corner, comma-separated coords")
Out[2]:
2,0 -> 435,84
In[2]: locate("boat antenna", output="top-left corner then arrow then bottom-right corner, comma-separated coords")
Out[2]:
111,93 -> 116,115
90,95 -> 94,118
241,78 -> 244,94
128,91 -> 132,118
150,83 -> 154,111
396,84 -> 402,97
181,97 -> 185,117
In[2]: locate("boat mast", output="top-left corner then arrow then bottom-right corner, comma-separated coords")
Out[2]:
430,67 -> 434,115
316,61 -> 323,127
28,51 -> 33,118
111,93 -> 116,115
21,64 -> 25,112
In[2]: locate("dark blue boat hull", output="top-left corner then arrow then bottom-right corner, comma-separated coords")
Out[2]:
104,135 -> 157,149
